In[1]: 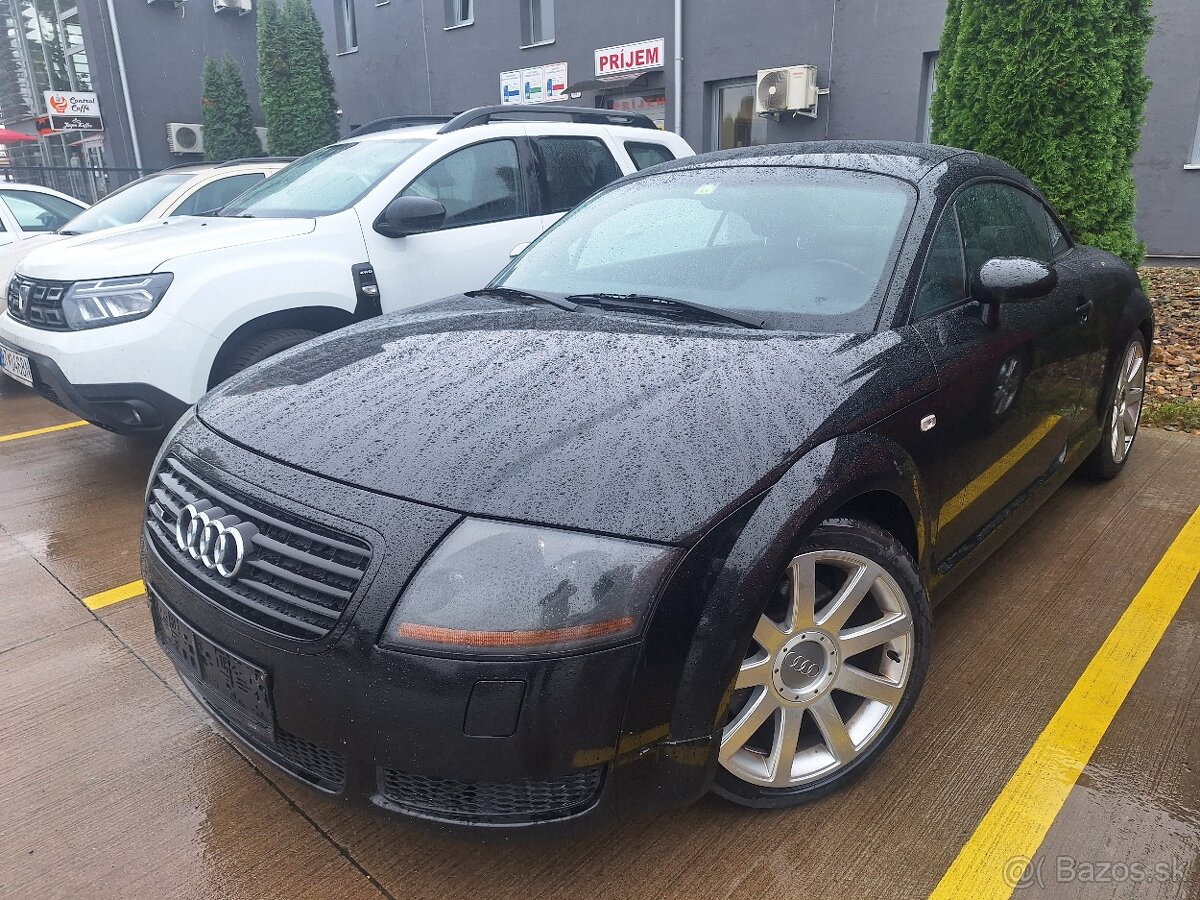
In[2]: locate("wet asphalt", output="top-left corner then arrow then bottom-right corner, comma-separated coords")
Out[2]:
1,373 -> 1197,900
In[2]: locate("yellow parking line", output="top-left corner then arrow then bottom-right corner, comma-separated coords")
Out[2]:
0,420 -> 88,443
938,415 -> 1062,529
83,579 -> 146,611
929,505 -> 1200,900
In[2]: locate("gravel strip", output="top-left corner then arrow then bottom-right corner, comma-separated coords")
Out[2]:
1140,267 -> 1200,434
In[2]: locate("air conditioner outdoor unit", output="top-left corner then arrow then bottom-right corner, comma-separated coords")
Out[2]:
755,65 -> 821,118
213,0 -> 251,13
166,122 -> 204,155
255,127 -> 268,153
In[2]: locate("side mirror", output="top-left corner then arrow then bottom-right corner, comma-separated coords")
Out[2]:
374,196 -> 446,238
978,257 -> 1058,304
509,242 -> 531,258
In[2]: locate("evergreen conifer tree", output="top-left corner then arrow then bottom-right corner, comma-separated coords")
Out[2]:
931,0 -> 1155,266
202,57 -> 262,162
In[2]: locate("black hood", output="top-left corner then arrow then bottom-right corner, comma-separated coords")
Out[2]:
197,298 -> 933,543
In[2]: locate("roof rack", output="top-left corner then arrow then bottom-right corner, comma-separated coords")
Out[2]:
217,156 -> 297,167
437,105 -> 658,133
348,115 -> 455,138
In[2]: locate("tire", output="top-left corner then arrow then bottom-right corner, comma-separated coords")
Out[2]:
212,328 -> 321,386
711,518 -> 932,808
1081,332 -> 1148,481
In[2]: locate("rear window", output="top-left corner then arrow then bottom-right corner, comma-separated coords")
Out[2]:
625,141 -> 675,171
534,137 -> 622,213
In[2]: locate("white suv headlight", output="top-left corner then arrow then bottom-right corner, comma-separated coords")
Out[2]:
62,273 -> 174,330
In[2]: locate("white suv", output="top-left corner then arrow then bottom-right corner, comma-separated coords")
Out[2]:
0,107 -> 691,434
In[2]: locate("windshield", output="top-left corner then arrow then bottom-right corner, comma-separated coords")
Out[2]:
497,166 -> 916,332
221,139 -> 429,218
62,173 -> 193,234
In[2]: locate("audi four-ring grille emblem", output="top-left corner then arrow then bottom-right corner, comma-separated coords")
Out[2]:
175,500 -> 259,579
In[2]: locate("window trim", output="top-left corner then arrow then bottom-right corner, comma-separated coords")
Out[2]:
397,137 -> 532,232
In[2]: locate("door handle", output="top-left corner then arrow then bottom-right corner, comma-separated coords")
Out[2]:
1075,297 -> 1093,324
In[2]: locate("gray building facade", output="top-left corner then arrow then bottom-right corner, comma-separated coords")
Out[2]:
79,0 -> 261,172
316,0 -> 1200,261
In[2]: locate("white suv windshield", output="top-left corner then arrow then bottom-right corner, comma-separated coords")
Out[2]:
61,173 -> 193,235
221,140 -> 430,218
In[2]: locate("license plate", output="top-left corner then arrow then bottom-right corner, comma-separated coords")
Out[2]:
154,598 -> 275,741
0,345 -> 33,387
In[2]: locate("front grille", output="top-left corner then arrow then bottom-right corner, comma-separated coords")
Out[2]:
145,456 -> 372,640
377,767 -> 604,824
6,275 -> 71,330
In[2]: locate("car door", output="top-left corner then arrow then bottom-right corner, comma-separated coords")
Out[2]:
912,180 -> 1091,567
364,137 -> 542,308
530,134 -> 625,233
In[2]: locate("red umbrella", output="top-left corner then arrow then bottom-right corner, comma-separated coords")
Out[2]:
0,129 -> 37,143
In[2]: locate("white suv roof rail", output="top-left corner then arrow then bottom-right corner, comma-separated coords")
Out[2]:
437,105 -> 659,133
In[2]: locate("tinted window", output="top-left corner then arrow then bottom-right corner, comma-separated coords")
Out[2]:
498,166 -> 915,332
0,190 -> 83,232
535,137 -> 622,214
223,140 -> 429,218
913,210 -> 966,319
64,173 -> 192,234
403,139 -> 525,228
625,141 -> 675,171
171,173 -> 266,217
956,182 -> 1052,274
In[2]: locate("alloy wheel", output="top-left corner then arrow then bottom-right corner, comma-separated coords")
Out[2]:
719,550 -> 916,788
1110,340 -> 1146,465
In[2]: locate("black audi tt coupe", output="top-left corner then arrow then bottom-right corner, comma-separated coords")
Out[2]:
142,141 -> 1151,833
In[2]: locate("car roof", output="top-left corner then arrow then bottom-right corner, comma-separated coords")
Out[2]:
347,119 -> 678,144
651,140 -> 1027,185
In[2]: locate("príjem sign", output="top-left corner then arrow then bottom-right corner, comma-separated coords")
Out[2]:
595,38 -> 665,77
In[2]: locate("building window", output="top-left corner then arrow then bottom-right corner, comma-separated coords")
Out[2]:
521,0 -> 554,46
335,0 -> 358,53
712,81 -> 766,151
918,51 -> 939,143
445,0 -> 472,28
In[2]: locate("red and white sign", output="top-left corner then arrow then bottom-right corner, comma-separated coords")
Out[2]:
595,38 -> 665,77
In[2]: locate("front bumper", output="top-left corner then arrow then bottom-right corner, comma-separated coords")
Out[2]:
1,339 -> 188,433
141,422 -> 715,834
0,309 -> 210,432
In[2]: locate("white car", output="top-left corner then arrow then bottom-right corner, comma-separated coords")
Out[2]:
0,160 -> 288,291
0,182 -> 88,247
0,107 -> 691,434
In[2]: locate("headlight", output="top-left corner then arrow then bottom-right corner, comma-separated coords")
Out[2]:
62,273 -> 173,330
382,518 -> 678,655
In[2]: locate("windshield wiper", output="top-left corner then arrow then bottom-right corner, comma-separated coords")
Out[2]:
466,286 -> 578,312
57,229 -> 81,236
564,292 -> 763,329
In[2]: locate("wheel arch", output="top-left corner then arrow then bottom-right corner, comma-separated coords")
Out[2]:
619,431 -> 935,791
207,306 -> 355,390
